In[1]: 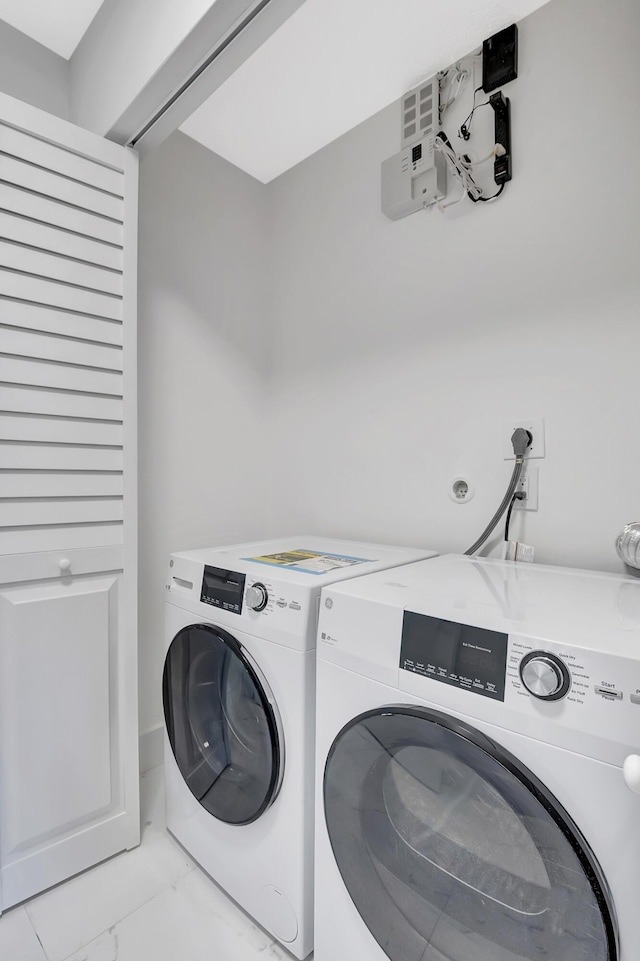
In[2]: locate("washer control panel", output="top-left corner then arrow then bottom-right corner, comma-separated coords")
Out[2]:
243,577 -> 304,617
167,555 -> 315,649
200,565 -> 246,614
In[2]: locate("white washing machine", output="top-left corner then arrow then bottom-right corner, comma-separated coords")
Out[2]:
162,536 -> 435,959
314,554 -> 640,961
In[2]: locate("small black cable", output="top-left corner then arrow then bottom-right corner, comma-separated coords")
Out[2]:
468,182 -> 505,204
504,491 -> 526,542
459,87 -> 488,140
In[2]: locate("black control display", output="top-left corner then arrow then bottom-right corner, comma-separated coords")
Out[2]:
201,566 -> 246,614
401,611 -> 508,701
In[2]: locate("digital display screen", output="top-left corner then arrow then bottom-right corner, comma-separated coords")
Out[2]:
201,566 -> 246,615
400,611 -> 508,700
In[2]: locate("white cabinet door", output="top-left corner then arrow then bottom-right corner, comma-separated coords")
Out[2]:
0,561 -> 138,908
0,91 -> 138,911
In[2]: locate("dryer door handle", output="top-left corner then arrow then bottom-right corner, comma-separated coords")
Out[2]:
623,754 -> 640,794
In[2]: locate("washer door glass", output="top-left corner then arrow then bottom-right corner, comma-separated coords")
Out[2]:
163,624 -> 281,825
324,707 -> 617,961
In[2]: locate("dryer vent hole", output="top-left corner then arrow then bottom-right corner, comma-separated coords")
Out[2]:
449,477 -> 474,504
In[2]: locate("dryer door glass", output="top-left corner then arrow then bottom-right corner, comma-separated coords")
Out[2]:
324,707 -> 617,961
163,624 -> 281,825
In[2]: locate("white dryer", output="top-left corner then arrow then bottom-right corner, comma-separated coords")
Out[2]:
162,536 -> 435,959
314,554 -> 640,961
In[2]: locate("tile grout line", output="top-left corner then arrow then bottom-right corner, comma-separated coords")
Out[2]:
53,865 -> 197,961
23,907 -> 50,961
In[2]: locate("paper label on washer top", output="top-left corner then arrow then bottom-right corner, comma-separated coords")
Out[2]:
244,549 -> 374,575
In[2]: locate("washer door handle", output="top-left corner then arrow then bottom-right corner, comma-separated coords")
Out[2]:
623,754 -> 640,794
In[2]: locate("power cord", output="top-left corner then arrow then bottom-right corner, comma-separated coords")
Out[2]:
435,134 -> 507,208
468,182 -> 505,203
438,52 -> 482,124
504,490 -> 526,541
464,427 -> 532,555
434,132 -> 483,201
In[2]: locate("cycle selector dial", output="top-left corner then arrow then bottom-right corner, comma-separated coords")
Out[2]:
519,651 -> 571,701
246,582 -> 269,612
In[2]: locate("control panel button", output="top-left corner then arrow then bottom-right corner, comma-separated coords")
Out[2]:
519,651 -> 571,701
631,694 -> 640,705
594,686 -> 623,700
246,582 -> 269,612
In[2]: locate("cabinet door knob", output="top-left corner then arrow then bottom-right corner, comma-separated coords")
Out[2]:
59,558 -> 71,572
623,754 -> 640,794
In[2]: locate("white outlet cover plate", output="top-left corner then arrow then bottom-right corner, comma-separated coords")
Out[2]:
514,465 -> 538,511
503,418 -> 545,459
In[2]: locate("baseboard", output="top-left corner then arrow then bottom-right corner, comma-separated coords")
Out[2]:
139,724 -> 164,774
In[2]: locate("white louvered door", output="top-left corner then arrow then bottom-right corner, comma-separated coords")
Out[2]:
0,93 -> 139,912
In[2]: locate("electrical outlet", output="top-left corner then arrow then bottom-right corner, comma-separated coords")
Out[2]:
503,418 -> 545,459
514,465 -> 538,510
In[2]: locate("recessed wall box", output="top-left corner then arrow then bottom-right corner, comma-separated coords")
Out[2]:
381,134 -> 446,220
482,24 -> 518,93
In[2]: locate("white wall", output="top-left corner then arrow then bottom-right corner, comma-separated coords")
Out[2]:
266,0 -> 640,573
0,19 -> 68,119
138,0 -> 640,737
137,132 -> 277,735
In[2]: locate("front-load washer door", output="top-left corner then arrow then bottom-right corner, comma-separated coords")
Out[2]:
324,706 -> 617,961
163,623 -> 282,825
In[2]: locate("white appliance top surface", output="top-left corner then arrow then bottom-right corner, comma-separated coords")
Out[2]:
324,553 -> 640,657
172,536 -> 436,587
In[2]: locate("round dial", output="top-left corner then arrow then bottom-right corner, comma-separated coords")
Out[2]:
246,582 -> 268,612
519,650 -> 571,701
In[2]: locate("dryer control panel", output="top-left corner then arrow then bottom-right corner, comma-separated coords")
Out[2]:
398,615 -> 640,764
401,612 -> 509,701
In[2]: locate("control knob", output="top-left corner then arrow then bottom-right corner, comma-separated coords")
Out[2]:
246,582 -> 268,612
519,650 -> 571,701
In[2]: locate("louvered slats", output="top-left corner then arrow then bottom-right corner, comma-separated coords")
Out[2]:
0,156 -> 123,220
0,386 -> 122,419
0,272 -> 122,319
0,186 -> 122,245
0,356 -> 122,394
0,241 -> 122,295
0,414 -> 122,445
1,445 -> 123,471
0,499 -> 123,526
0,473 -> 123,497
0,124 -> 125,554
1,327 -> 122,369
0,125 -> 124,196
0,213 -> 123,271
1,524 -> 123,554
0,301 -> 122,345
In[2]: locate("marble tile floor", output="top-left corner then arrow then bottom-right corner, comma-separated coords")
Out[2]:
0,766 -> 303,961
